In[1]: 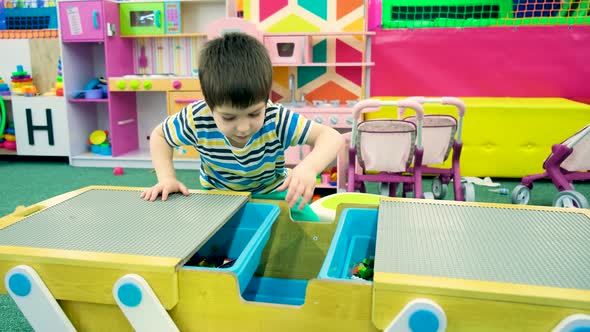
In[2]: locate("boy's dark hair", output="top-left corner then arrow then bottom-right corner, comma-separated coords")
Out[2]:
198,32 -> 272,110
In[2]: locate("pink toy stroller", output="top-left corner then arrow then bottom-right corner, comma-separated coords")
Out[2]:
511,123 -> 590,209
398,96 -> 474,201
347,99 -> 428,199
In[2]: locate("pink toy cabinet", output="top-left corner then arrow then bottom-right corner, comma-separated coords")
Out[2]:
59,0 -> 104,42
264,35 -> 312,65
60,0 -> 137,163
206,17 -> 263,41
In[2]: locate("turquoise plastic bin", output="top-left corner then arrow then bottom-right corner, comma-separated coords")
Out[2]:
242,276 -> 308,306
185,202 -> 279,292
318,208 -> 378,281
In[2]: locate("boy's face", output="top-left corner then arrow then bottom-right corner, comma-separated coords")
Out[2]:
212,101 -> 266,148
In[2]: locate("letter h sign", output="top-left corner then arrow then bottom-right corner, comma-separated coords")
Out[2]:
13,97 -> 68,156
26,108 -> 54,146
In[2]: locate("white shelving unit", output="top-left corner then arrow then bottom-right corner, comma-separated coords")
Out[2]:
58,0 -> 231,168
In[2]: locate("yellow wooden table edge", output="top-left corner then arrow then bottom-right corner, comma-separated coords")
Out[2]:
0,245 -> 179,273
374,272 -> 590,310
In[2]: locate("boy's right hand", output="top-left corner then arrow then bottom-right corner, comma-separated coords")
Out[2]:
140,178 -> 190,201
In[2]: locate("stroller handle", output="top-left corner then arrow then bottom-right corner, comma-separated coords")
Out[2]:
566,124 -> 590,149
350,99 -> 425,149
352,99 -> 425,122
442,97 -> 466,117
403,96 -> 466,117
402,96 -> 466,144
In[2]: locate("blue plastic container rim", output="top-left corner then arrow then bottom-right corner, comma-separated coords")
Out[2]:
227,203 -> 279,278
4,7 -> 58,29
317,207 -> 378,281
186,202 -> 280,277
4,7 -> 57,17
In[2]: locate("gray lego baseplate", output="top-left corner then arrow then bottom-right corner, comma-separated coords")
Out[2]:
0,189 -> 248,261
376,200 -> 590,290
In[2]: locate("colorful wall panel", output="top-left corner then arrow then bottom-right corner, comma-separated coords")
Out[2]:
248,0 -> 368,103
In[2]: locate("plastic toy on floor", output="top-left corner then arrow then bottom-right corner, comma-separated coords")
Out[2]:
400,96 -> 475,201
347,99 -> 429,199
512,123 -> 590,208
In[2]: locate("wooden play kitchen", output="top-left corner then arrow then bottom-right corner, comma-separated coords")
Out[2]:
0,186 -> 588,331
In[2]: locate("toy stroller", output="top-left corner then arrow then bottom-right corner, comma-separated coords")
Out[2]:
347,99 -> 428,199
398,96 -> 474,201
512,123 -> 590,209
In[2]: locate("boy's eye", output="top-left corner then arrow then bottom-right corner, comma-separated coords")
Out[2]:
222,116 -> 235,121
249,112 -> 261,117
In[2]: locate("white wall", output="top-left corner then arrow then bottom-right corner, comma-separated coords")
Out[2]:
0,40 -> 32,83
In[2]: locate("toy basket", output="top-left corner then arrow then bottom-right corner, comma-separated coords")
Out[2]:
2,0 -> 57,30
382,0 -> 514,28
381,0 -> 589,28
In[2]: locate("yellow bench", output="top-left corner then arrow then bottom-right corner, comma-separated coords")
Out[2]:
366,97 -> 590,178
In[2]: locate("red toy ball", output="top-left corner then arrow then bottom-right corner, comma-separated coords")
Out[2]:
113,166 -> 124,176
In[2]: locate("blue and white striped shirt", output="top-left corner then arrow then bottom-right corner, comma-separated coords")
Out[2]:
162,100 -> 312,193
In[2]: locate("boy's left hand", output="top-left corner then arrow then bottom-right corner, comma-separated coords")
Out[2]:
277,163 -> 317,210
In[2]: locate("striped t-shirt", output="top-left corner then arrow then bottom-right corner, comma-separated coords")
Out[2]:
162,100 -> 313,193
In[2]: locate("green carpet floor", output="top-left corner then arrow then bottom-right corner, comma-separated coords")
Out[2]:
0,159 -> 588,331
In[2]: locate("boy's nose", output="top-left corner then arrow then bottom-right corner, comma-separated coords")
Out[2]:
236,121 -> 250,133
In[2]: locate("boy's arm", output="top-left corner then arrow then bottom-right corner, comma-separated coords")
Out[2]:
299,123 -> 344,174
141,100 -> 202,201
150,125 -> 178,182
278,122 -> 344,209
140,125 -> 190,201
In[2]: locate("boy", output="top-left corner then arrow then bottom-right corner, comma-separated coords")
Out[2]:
140,32 -> 344,212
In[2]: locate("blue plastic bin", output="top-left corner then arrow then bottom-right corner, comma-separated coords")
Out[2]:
242,277 -> 308,306
318,208 -> 378,281
185,202 -> 279,293
5,7 -> 58,30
